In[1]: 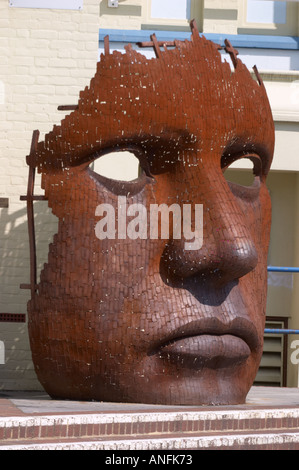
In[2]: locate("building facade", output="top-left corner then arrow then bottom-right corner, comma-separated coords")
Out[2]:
1,0 -> 299,390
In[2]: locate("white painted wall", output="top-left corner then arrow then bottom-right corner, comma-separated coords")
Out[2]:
0,0 -> 100,390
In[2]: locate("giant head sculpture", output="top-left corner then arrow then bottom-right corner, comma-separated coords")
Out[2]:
25,22 -> 274,405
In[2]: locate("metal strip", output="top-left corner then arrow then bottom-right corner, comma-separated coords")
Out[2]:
26,130 -> 39,297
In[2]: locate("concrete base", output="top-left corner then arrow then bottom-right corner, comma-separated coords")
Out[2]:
1,386 -> 299,450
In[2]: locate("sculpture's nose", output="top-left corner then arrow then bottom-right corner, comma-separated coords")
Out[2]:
159,168 -> 258,289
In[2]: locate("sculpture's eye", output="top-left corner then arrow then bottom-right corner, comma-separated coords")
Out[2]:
87,149 -> 153,196
221,154 -> 263,200
223,154 -> 262,187
89,150 -> 141,182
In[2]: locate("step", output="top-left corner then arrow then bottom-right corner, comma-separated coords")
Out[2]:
1,407 -> 299,450
2,430 -> 299,450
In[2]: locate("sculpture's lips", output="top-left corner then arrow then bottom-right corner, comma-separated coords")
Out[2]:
150,317 -> 260,367
157,335 -> 251,369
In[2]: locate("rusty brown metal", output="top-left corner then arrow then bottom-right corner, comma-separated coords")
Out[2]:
20,283 -> 39,290
25,130 -> 39,297
137,40 -> 176,48
150,33 -> 162,59
190,18 -> 199,36
224,38 -> 239,68
24,21 -> 275,406
57,105 -> 79,111
253,64 -> 264,87
20,195 -> 47,201
104,34 -> 110,56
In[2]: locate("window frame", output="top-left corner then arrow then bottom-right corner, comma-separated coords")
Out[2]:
143,0 -> 203,31
238,0 -> 299,36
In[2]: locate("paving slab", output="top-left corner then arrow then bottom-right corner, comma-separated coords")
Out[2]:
0,386 -> 299,417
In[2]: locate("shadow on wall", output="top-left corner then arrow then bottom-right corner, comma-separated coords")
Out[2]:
0,200 -> 58,313
0,199 -> 57,390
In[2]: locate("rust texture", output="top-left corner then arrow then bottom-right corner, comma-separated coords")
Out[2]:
24,22 -> 274,405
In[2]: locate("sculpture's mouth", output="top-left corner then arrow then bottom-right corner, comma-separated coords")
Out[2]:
150,317 -> 260,369
156,334 -> 251,369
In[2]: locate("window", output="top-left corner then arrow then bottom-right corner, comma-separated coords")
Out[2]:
143,0 -> 203,31
151,0 -> 191,21
247,0 -> 287,25
238,0 -> 298,36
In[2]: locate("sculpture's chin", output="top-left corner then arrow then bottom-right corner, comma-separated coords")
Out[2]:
37,366 -> 254,406
29,329 -> 261,406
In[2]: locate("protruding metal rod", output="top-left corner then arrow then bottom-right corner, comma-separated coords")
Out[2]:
137,40 -> 175,48
104,35 -> 110,55
57,105 -> 78,111
190,19 -> 199,37
224,39 -> 239,69
20,195 -> 47,201
26,130 -> 40,297
150,33 -> 162,59
253,64 -> 264,87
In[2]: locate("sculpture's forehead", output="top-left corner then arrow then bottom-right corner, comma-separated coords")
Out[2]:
88,41 -> 265,120
31,36 -> 274,172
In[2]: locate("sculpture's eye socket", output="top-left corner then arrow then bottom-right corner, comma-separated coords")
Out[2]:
89,150 -> 141,182
221,154 -> 263,200
87,149 -> 152,196
223,154 -> 262,187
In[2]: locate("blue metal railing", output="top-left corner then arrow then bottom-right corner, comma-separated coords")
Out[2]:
265,266 -> 299,334
267,266 -> 299,273
264,329 -> 299,334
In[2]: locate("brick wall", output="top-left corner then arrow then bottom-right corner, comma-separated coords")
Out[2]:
0,0 -> 100,390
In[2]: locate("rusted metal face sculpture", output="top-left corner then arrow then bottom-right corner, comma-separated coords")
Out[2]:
24,22 -> 274,405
